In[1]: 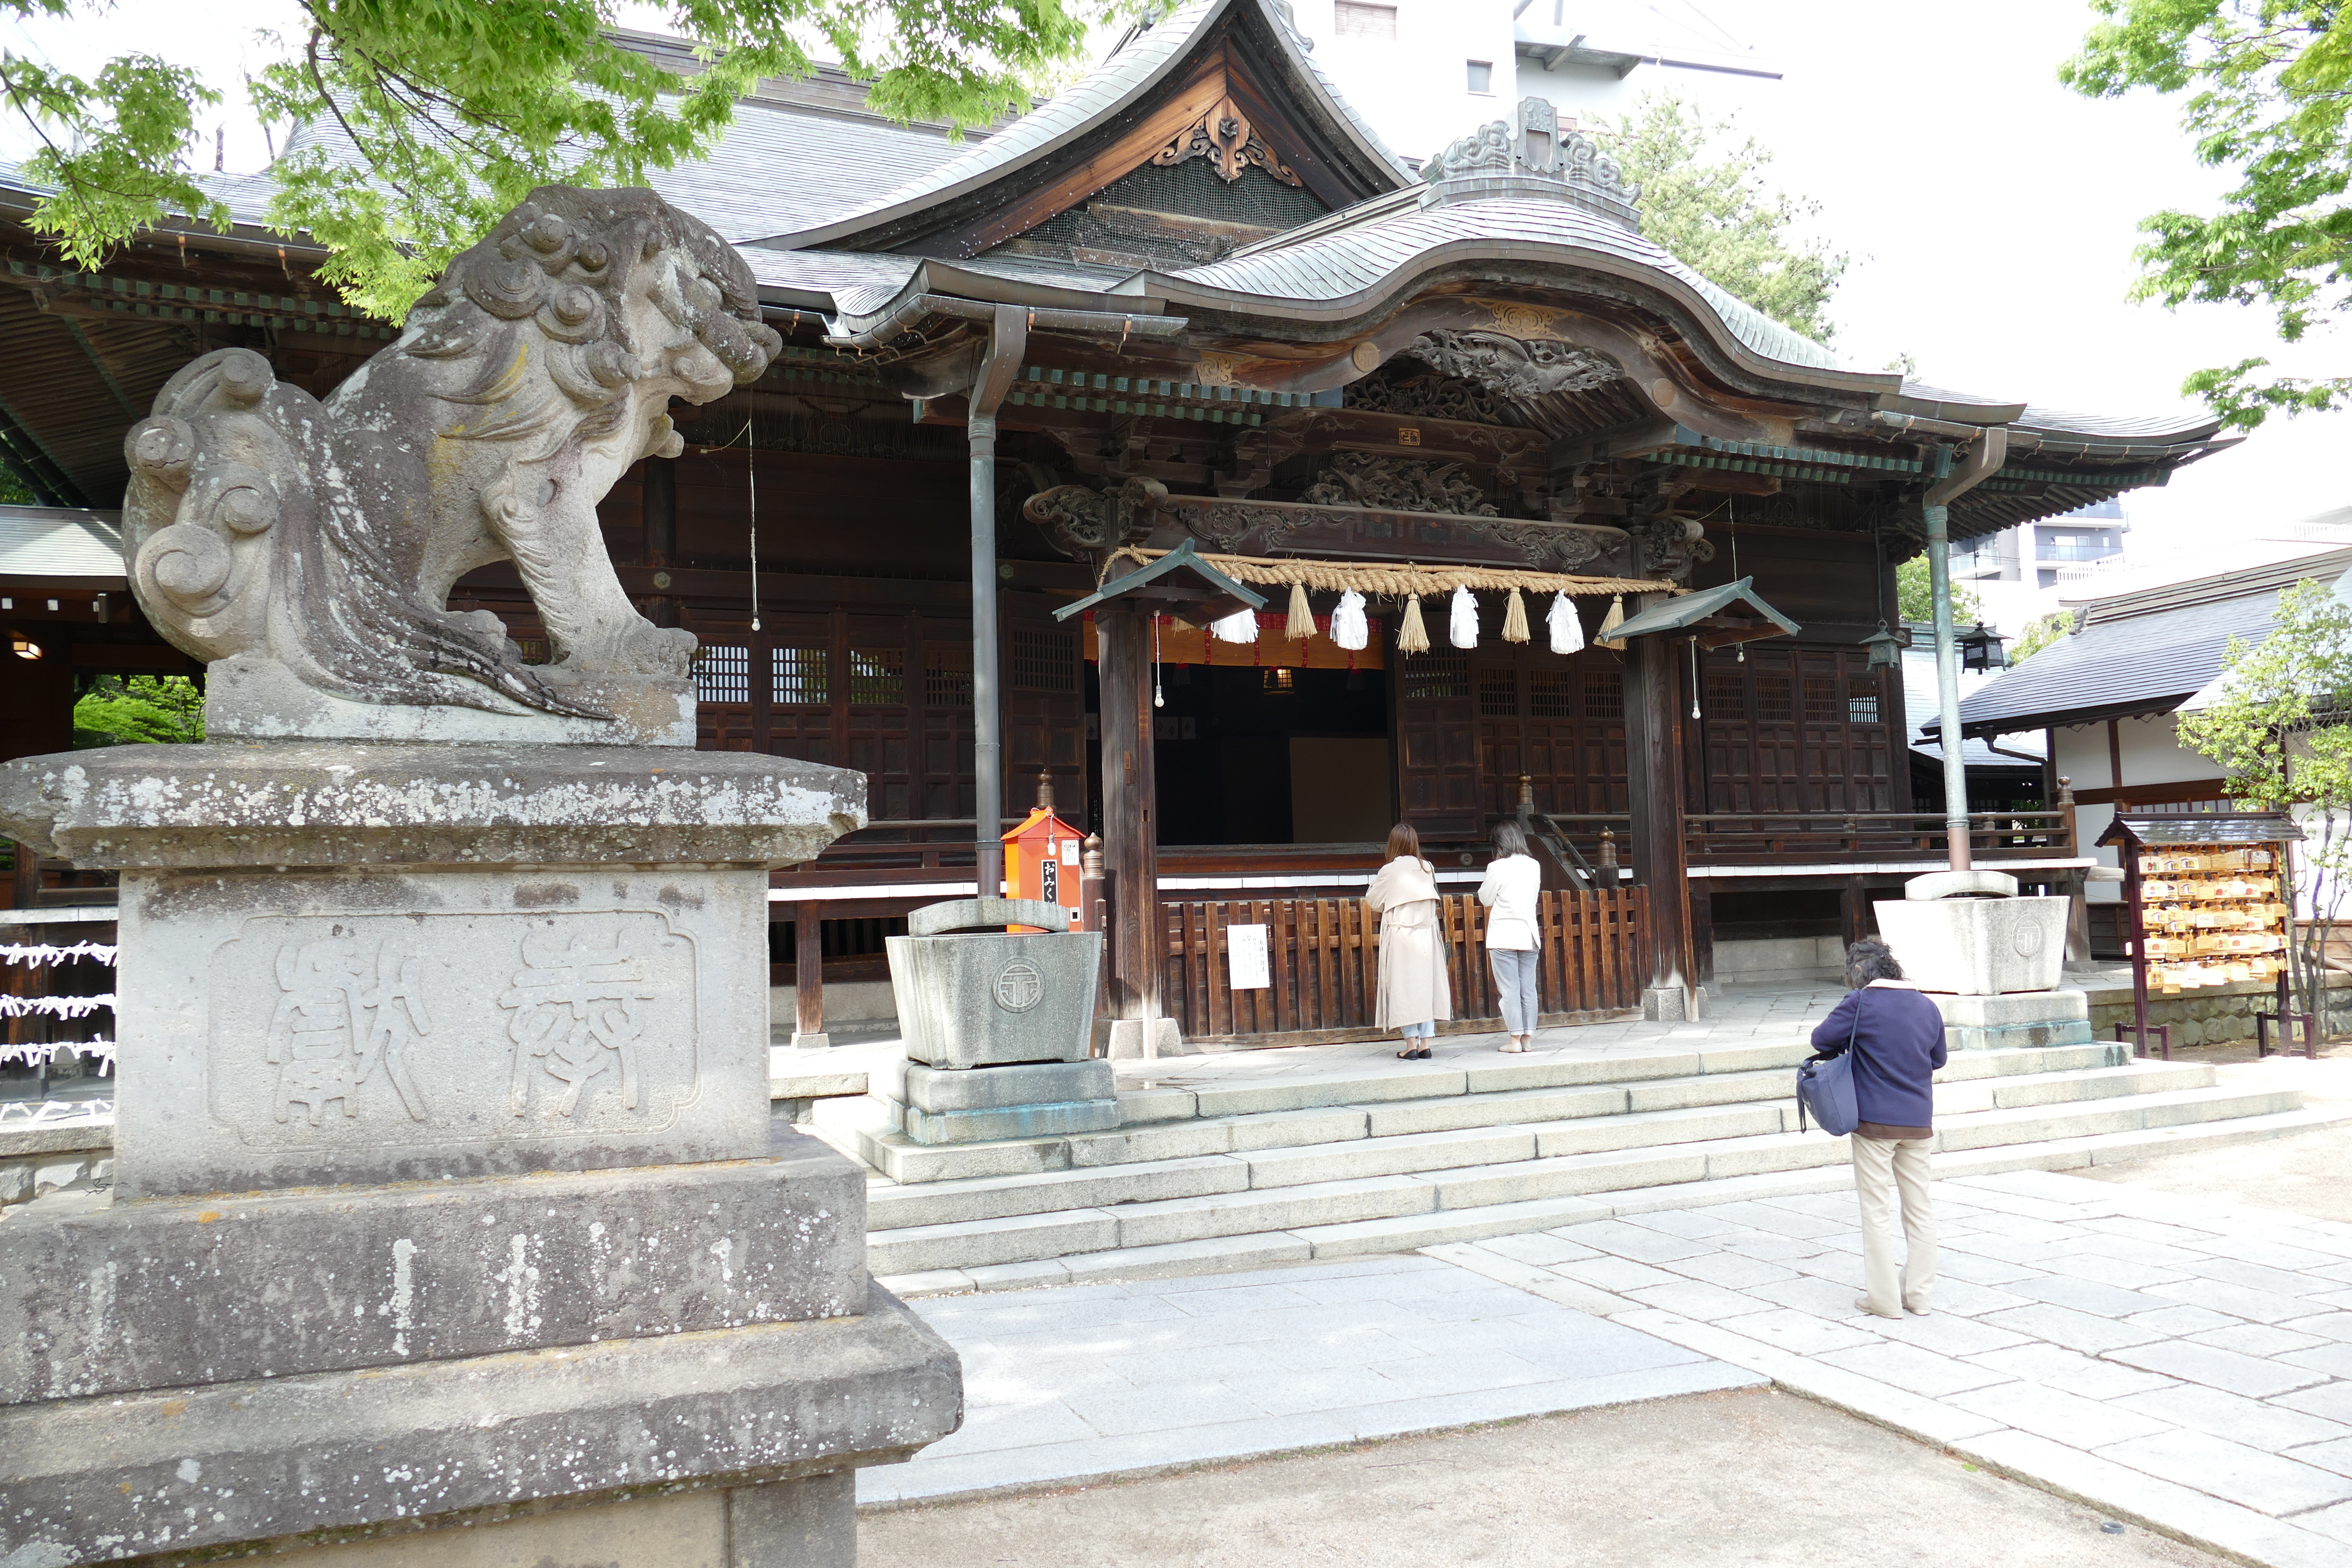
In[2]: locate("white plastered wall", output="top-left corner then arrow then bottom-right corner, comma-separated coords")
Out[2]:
2054,713 -> 2227,901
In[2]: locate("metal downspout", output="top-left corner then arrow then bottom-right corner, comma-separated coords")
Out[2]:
1921,431 -> 2010,871
966,304 -> 1029,897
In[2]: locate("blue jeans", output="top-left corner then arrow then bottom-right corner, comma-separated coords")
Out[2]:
1490,946 -> 1540,1035
1398,1019 -> 1435,1038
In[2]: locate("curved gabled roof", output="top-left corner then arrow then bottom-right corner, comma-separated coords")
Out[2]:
1142,192 -> 1860,383
752,0 -> 1415,253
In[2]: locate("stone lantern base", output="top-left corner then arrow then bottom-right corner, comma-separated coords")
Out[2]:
0,742 -> 961,1567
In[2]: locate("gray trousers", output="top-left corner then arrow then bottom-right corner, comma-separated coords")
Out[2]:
1853,1134 -> 1936,1315
1489,946 -> 1540,1034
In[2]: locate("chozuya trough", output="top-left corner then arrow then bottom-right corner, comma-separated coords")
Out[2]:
0,188 -> 960,1568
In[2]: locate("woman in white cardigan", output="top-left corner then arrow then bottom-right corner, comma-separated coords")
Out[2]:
1478,821 -> 1544,1052
1366,821 -> 1452,1060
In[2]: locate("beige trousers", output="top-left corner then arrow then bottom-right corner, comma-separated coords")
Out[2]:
1852,1134 -> 1936,1315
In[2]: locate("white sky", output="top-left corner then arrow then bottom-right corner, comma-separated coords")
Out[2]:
3,0 -> 2343,557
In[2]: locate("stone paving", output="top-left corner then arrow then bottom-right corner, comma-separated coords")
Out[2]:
1112,978 -> 1852,1088
861,1253 -> 1763,1504
876,1165 -> 2352,1568
1436,1167 -> 2352,1568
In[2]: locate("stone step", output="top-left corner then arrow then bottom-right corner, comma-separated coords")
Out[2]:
854,1058 -> 2204,1228
842,1040 -> 2141,1184
857,1081 -> 2299,1274
876,1102 -> 2352,1298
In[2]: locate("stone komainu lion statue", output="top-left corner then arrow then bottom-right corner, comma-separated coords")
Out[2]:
120,187 -> 781,719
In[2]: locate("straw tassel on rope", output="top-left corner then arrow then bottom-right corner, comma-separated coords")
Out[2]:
1102,546 -> 1674,600
1596,594 -> 1626,651
1397,595 -> 1430,655
1285,580 -> 1315,640
1502,587 -> 1529,644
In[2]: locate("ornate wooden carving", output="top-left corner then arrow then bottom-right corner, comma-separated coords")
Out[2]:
1023,477 -> 1170,560
1300,453 -> 1499,517
1149,96 -> 1303,187
1344,371 -> 1526,428
1402,330 -> 1625,401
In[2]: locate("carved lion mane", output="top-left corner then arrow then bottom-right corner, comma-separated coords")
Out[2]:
122,186 -> 782,717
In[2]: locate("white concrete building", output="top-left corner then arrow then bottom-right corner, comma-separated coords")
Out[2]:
1283,0 -> 1780,165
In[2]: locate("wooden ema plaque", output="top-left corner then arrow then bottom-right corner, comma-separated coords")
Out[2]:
2097,811 -> 2312,1060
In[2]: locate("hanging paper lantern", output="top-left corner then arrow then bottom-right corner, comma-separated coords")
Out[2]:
1286,581 -> 1315,641
1449,585 -> 1479,649
1210,608 -> 1258,644
1502,588 -> 1530,644
1547,591 -> 1583,655
1332,589 -> 1369,651
1397,596 -> 1430,654
1596,594 -> 1626,651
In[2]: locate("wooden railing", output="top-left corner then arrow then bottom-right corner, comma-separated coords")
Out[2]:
1161,888 -> 1649,1044
1537,811 -> 2075,868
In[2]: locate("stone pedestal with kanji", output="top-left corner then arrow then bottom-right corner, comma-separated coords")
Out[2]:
0,741 -> 962,1568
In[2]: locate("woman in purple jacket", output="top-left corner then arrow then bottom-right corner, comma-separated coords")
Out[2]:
1809,938 -> 1948,1318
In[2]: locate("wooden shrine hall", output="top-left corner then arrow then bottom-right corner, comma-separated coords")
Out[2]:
0,0 -> 2234,1044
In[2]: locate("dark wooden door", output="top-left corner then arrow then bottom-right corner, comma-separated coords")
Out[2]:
1395,652 -> 1482,838
1702,645 -> 1896,814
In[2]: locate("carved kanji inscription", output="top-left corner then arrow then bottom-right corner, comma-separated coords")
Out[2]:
208,910 -> 699,1149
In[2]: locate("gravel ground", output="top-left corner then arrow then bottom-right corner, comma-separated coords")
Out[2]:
858,1387 -> 2226,1568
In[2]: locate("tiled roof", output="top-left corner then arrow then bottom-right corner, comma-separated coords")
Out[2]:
1902,646 -> 2044,767
1948,548 -> 2352,736
1148,195 -> 1855,378
754,0 -> 1415,250
0,506 -> 124,579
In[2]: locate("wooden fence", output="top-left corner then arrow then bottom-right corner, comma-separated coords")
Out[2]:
1161,888 -> 1650,1044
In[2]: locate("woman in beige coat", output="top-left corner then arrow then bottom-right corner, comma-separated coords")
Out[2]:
1366,821 -> 1452,1060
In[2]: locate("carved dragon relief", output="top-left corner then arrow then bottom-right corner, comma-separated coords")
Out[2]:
1301,453 -> 1498,517
1149,97 -> 1303,188
1401,330 -> 1625,401
1342,371 -> 1526,429
1023,478 -> 1170,561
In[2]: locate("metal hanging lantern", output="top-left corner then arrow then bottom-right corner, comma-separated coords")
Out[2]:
1862,620 -> 1905,671
1960,622 -> 2007,671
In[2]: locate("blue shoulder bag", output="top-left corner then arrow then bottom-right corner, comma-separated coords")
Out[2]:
1795,992 -> 1862,1136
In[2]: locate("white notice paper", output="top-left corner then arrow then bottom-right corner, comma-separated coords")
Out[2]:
1227,924 -> 1270,990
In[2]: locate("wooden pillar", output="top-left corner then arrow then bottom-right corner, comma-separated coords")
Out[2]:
790,905 -> 827,1050
1095,602 -> 1166,1051
1622,609 -> 1700,1019
640,456 -> 680,631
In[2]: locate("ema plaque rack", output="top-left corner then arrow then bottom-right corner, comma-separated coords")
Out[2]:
2096,811 -> 2312,1060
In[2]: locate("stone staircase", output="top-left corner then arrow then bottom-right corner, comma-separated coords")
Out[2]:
803,1038 -> 2347,1297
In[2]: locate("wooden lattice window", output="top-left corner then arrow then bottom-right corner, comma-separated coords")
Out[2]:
1583,671 -> 1623,720
1704,673 -> 1746,718
1848,692 -> 1881,724
772,646 -> 829,707
1528,669 -> 1575,718
1478,669 -> 1517,717
1803,676 -> 1840,724
1404,654 -> 1470,701
1010,628 -> 1076,693
693,643 -> 748,704
925,646 -> 972,707
847,647 -> 905,706
1756,676 -> 1793,721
